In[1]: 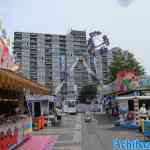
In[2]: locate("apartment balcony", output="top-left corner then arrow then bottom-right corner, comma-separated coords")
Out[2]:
45,34 -> 52,38
29,45 -> 37,49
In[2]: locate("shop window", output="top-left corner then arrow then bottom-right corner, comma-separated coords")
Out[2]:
34,102 -> 41,117
139,100 -> 150,110
49,102 -> 54,114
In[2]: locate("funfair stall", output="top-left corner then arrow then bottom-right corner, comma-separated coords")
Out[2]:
26,95 -> 57,129
0,19 -> 49,149
114,73 -> 150,130
115,96 -> 150,125
0,69 -> 49,150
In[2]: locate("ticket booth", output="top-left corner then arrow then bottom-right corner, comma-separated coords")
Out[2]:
27,95 -> 56,129
27,95 -> 54,117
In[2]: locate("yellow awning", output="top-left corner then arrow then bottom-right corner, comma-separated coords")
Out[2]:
0,69 -> 50,95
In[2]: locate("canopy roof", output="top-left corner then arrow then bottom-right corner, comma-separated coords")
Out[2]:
116,96 -> 150,101
0,69 -> 49,95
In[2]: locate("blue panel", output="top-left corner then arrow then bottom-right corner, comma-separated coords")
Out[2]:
144,120 -> 150,128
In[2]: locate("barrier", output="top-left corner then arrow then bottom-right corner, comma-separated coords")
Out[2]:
41,116 -> 45,129
144,120 -> 150,137
33,116 -> 45,130
0,131 -> 18,150
0,138 -> 7,150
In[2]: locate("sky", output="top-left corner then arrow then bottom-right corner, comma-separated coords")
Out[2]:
1,0 -> 150,74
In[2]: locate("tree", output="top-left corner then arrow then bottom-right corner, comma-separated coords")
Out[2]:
108,48 -> 145,83
79,84 -> 97,103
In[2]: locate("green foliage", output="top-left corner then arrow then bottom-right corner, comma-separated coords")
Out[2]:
79,84 -> 97,103
108,48 -> 145,83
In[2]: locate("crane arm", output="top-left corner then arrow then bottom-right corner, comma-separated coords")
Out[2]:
54,56 -> 102,95
82,58 -> 100,83
55,80 -> 65,95
54,58 -> 79,95
70,58 -> 79,72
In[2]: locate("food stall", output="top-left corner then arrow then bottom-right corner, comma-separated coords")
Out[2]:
115,95 -> 150,128
0,69 -> 49,150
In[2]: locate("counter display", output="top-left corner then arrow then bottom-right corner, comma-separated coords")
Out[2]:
0,115 -> 32,150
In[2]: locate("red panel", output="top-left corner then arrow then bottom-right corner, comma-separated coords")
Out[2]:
2,47 -> 8,59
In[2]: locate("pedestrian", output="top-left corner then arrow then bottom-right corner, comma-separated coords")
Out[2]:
140,104 -> 146,114
112,102 -> 119,120
56,107 -> 62,122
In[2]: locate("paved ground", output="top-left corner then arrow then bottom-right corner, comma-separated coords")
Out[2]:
15,135 -> 58,150
82,113 -> 139,150
16,113 -> 140,150
82,113 -> 112,150
33,113 -> 82,150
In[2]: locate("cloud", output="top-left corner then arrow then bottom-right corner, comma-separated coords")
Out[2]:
117,0 -> 135,7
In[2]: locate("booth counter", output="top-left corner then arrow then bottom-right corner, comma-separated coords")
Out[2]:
0,115 -> 32,150
0,69 -> 49,150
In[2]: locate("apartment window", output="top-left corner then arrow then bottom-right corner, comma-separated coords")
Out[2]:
45,34 -> 52,37
30,41 -> 37,45
30,33 -> 37,37
14,32 -> 22,39
45,39 -> 52,42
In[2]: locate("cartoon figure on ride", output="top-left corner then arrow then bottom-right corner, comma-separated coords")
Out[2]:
117,70 -> 139,92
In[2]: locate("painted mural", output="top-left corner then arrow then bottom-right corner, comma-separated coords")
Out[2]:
116,70 -> 139,92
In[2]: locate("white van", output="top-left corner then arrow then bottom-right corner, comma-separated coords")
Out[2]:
63,100 -> 77,114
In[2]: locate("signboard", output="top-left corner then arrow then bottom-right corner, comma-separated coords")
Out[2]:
116,70 -> 139,92
60,55 -> 66,80
139,78 -> 150,88
26,95 -> 51,101
0,19 -> 18,71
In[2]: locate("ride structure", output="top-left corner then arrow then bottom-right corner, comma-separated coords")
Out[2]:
88,31 -> 110,83
88,31 -> 110,107
55,55 -> 94,113
53,31 -> 110,113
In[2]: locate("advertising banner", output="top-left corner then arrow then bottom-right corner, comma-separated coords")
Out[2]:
116,70 -> 139,92
60,55 -> 66,80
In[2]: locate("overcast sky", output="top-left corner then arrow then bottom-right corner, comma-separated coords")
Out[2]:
1,0 -> 150,74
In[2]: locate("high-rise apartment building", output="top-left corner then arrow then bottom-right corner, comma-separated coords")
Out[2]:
14,30 -> 123,102
14,30 -> 89,98
14,32 -> 53,88
69,30 -> 89,91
